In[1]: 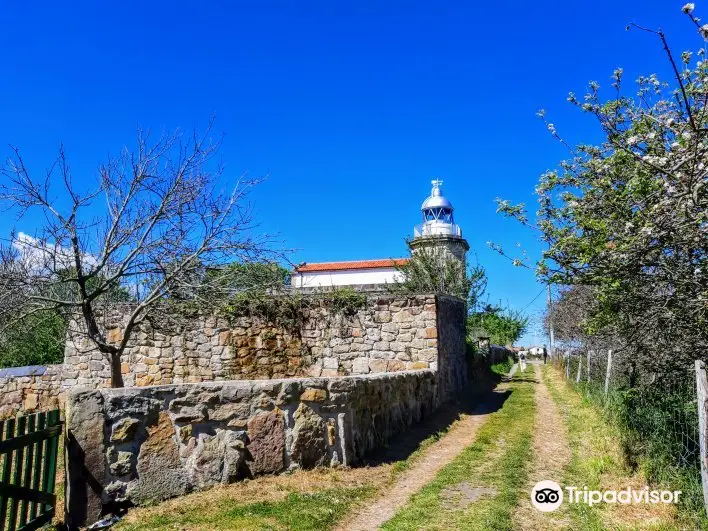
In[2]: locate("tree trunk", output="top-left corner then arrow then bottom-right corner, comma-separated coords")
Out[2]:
110,352 -> 124,388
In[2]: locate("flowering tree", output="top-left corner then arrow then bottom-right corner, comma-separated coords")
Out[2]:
497,5 -> 707,372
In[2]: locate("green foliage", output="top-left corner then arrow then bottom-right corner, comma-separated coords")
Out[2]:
494,10 -> 708,374
490,356 -> 514,376
0,267 -> 131,369
319,287 -> 367,316
0,310 -> 66,367
204,262 -> 290,294
392,247 -> 487,307
220,287 -> 367,331
581,376 -> 705,523
496,13 -> 708,519
467,305 -> 528,346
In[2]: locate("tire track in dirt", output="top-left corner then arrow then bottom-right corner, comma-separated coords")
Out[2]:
512,362 -> 573,530
335,385 -> 510,531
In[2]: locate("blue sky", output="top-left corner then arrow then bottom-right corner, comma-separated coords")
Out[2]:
0,1 -> 699,345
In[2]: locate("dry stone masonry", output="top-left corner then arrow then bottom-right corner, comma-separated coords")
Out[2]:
66,371 -> 438,528
0,294 -> 465,417
63,294 -> 468,527
0,365 -> 63,418
63,294 -> 446,388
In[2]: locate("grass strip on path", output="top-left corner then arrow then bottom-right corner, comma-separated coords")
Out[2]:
543,364 -> 681,531
512,363 -> 573,530
380,369 -> 536,531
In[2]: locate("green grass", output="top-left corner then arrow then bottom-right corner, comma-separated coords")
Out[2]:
391,428 -> 451,475
543,367 -> 609,530
570,370 -> 707,529
381,374 -> 535,530
543,365 -> 696,531
577,378 -> 707,528
116,486 -> 375,531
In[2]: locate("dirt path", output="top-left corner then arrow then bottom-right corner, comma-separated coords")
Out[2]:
335,385 -> 510,531
512,362 -> 573,530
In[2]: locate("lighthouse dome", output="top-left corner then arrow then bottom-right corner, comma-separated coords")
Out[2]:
421,181 -> 453,210
411,178 -> 468,252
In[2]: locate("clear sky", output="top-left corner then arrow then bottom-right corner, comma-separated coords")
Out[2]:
0,1 -> 699,345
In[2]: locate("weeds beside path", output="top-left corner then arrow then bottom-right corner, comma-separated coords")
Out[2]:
544,364 -> 681,530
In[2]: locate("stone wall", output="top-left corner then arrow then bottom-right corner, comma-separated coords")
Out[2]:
0,294 -> 466,419
62,293 -> 470,528
0,365 -> 63,418
63,294 -> 443,389
65,370 -> 437,529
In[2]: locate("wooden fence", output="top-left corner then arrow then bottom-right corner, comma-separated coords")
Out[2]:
0,410 -> 62,531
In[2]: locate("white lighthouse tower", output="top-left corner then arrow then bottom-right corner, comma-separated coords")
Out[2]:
408,180 -> 469,264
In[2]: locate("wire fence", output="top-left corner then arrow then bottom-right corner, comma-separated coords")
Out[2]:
556,349 -> 704,518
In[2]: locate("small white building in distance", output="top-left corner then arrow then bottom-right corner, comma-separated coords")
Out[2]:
290,258 -> 409,289
291,180 -> 468,290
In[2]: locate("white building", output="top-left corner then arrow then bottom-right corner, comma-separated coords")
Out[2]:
291,180 -> 468,290
290,259 -> 408,289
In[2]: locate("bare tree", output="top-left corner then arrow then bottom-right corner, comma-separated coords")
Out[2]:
0,124 -> 276,387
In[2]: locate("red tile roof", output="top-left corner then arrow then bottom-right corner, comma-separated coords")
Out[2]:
294,258 -> 410,273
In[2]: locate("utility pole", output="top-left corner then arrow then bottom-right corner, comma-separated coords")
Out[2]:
547,284 -> 555,359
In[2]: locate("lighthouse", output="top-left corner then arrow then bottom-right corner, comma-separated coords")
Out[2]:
408,180 -> 469,264
291,179 -> 468,290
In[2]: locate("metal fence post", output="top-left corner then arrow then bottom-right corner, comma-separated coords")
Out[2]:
695,360 -> 708,516
604,350 -> 613,396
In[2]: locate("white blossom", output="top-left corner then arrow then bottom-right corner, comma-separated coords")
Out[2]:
683,3 -> 695,14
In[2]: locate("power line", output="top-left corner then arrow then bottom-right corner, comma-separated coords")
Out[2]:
521,287 -> 546,310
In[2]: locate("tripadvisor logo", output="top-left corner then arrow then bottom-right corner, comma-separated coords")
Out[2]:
531,480 -> 681,512
531,480 -> 563,512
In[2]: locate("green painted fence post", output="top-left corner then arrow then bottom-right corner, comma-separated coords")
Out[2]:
7,415 -> 27,531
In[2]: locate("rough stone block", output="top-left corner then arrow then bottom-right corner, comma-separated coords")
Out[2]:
129,411 -> 187,505
66,391 -> 106,530
247,410 -> 285,475
322,357 -> 339,370
351,358 -> 370,374
110,418 -> 140,443
369,359 -> 388,373
291,404 -> 327,469
300,388 -> 327,402
374,311 -> 391,323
